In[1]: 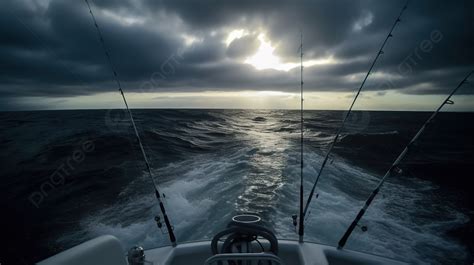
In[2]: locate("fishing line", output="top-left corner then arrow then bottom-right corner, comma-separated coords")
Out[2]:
338,70 -> 473,249
83,0 -> 177,246
298,30 -> 305,241
302,0 -> 410,219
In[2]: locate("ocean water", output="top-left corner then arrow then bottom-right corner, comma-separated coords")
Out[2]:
0,109 -> 473,264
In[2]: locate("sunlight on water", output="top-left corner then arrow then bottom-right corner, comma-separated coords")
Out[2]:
1,110 -> 471,264
236,113 -> 288,217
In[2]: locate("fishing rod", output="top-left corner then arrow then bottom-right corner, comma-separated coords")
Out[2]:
84,0 -> 177,247
338,70 -> 473,249
302,0 -> 410,218
298,31 -> 305,241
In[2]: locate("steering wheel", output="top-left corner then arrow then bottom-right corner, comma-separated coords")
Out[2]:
211,221 -> 279,255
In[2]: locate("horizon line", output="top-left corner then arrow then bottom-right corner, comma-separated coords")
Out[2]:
1,107 -> 473,113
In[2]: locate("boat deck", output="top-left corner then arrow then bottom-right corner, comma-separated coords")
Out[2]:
147,239 -> 407,265
38,235 -> 408,265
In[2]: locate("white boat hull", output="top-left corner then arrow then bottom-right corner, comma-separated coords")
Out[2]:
38,235 -> 408,265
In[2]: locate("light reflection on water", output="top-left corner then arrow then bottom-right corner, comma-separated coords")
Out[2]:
235,114 -> 288,220
10,109 -> 469,265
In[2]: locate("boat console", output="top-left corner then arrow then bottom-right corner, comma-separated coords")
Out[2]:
207,214 -> 282,264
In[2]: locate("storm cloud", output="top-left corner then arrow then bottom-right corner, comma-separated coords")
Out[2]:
0,0 -> 473,108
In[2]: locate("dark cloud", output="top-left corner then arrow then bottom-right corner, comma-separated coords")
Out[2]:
0,0 -> 473,109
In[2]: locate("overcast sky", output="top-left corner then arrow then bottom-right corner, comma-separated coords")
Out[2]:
0,0 -> 473,111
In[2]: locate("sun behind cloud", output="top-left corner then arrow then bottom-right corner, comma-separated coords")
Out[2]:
243,33 -> 337,71
244,34 -> 295,71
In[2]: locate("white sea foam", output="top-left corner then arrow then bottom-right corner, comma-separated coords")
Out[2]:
55,118 -> 469,265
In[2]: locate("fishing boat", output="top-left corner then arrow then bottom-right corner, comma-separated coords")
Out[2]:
37,1 -> 472,264
36,219 -> 408,265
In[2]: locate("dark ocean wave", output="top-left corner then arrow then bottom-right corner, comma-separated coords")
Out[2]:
0,110 -> 473,265
338,130 -> 403,148
252,116 -> 267,122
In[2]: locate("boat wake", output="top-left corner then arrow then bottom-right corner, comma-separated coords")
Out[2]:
0,110 -> 471,264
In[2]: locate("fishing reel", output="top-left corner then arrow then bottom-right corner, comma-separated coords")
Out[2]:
155,215 -> 174,235
211,214 -> 279,262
